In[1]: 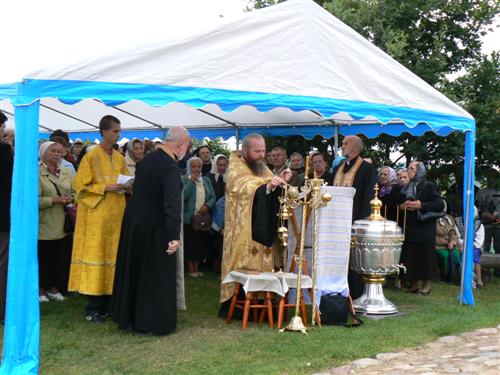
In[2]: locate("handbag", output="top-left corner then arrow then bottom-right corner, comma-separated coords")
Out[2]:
49,180 -> 75,234
416,186 -> 446,223
416,197 -> 446,223
417,209 -> 446,222
319,293 -> 363,327
191,212 -> 212,231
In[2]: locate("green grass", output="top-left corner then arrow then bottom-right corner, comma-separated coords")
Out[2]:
1,274 -> 500,375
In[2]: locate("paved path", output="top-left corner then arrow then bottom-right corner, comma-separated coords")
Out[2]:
313,325 -> 500,375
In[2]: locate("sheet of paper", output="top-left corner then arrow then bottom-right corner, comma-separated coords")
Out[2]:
117,174 -> 134,186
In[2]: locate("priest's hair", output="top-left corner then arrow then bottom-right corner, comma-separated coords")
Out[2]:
242,133 -> 264,149
346,135 -> 364,153
166,126 -> 189,142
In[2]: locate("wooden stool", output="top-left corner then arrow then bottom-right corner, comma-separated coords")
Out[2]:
226,284 -> 275,330
277,291 -> 308,329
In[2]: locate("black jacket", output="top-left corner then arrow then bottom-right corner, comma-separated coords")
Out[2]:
398,180 -> 444,244
0,143 -> 13,232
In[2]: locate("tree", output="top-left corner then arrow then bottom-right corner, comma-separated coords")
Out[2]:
191,137 -> 231,158
443,52 -> 500,181
246,0 -> 328,11
325,0 -> 498,86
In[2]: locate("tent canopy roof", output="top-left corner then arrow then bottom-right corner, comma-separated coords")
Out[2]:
2,0 -> 474,140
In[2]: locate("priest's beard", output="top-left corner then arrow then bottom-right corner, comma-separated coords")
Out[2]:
244,155 -> 267,176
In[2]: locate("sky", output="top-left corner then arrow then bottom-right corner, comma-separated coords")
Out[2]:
0,0 -> 248,83
1,0 -> 498,84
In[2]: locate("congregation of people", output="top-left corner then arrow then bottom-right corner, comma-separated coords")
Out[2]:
0,110 -> 498,334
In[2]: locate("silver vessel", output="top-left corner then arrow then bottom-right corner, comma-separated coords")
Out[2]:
350,185 -> 405,315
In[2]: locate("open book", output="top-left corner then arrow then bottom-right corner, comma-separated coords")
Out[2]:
117,174 -> 134,194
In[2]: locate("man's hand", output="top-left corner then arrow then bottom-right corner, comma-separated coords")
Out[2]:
267,176 -> 286,192
279,168 -> 292,183
105,183 -> 124,192
198,204 -> 209,214
167,240 -> 180,255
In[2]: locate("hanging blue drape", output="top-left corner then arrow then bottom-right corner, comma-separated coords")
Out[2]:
459,130 -> 476,305
0,102 -> 40,375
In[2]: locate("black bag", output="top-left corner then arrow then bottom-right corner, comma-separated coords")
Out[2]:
416,190 -> 446,223
50,180 -> 74,234
63,210 -> 75,234
191,212 -> 212,231
416,209 -> 445,222
319,293 -> 363,327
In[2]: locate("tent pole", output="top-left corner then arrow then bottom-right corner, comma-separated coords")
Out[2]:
1,101 -> 41,374
459,130 -> 476,305
162,127 -> 166,142
236,129 -> 240,150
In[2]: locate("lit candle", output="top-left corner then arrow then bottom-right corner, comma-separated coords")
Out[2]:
304,155 -> 309,178
314,170 -> 317,179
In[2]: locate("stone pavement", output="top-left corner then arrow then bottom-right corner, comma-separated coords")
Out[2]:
313,325 -> 500,375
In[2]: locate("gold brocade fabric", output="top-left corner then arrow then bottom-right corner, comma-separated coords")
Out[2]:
68,146 -> 129,296
332,157 -> 363,187
220,151 -> 275,303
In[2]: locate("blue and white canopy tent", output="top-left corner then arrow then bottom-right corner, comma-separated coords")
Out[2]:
0,0 -> 476,373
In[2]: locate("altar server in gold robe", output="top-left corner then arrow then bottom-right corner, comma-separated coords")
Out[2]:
220,133 -> 291,305
68,115 -> 129,323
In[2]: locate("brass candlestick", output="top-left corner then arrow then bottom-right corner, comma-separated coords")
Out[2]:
280,174 -> 331,334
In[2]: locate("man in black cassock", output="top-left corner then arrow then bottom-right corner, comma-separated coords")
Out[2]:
111,127 -> 190,335
330,135 -> 376,299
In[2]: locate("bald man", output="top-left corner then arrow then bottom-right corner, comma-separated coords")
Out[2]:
331,135 -> 376,299
331,136 -> 376,221
112,126 -> 191,334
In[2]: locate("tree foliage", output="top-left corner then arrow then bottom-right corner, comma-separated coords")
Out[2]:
191,137 -> 231,158
325,0 -> 498,86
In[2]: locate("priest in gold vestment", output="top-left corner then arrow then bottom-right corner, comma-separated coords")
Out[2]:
220,133 -> 291,304
68,115 -> 129,323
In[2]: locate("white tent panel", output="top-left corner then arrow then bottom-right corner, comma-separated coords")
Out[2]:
26,0 -> 472,120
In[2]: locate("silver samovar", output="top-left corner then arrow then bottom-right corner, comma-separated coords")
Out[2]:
350,185 -> 405,315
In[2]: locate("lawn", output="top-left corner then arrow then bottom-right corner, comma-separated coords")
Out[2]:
1,274 -> 499,375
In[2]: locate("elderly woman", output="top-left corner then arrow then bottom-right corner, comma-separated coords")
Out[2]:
38,141 -> 75,302
378,166 -> 401,221
124,138 -> 144,176
398,161 -> 444,295
207,154 -> 228,201
182,157 -> 216,277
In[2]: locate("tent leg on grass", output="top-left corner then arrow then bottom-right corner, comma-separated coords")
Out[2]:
459,130 -> 476,305
1,101 -> 40,375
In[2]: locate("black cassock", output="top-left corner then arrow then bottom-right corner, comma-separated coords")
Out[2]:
252,185 -> 282,247
111,149 -> 182,335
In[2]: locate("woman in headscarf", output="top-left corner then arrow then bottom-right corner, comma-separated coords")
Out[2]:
207,154 -> 228,201
182,157 -> 216,277
124,138 -> 144,176
378,166 -> 401,221
38,141 -> 75,302
398,161 -> 444,295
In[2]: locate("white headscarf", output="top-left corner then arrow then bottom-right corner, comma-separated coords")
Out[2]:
210,154 -> 228,183
38,141 -> 56,162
